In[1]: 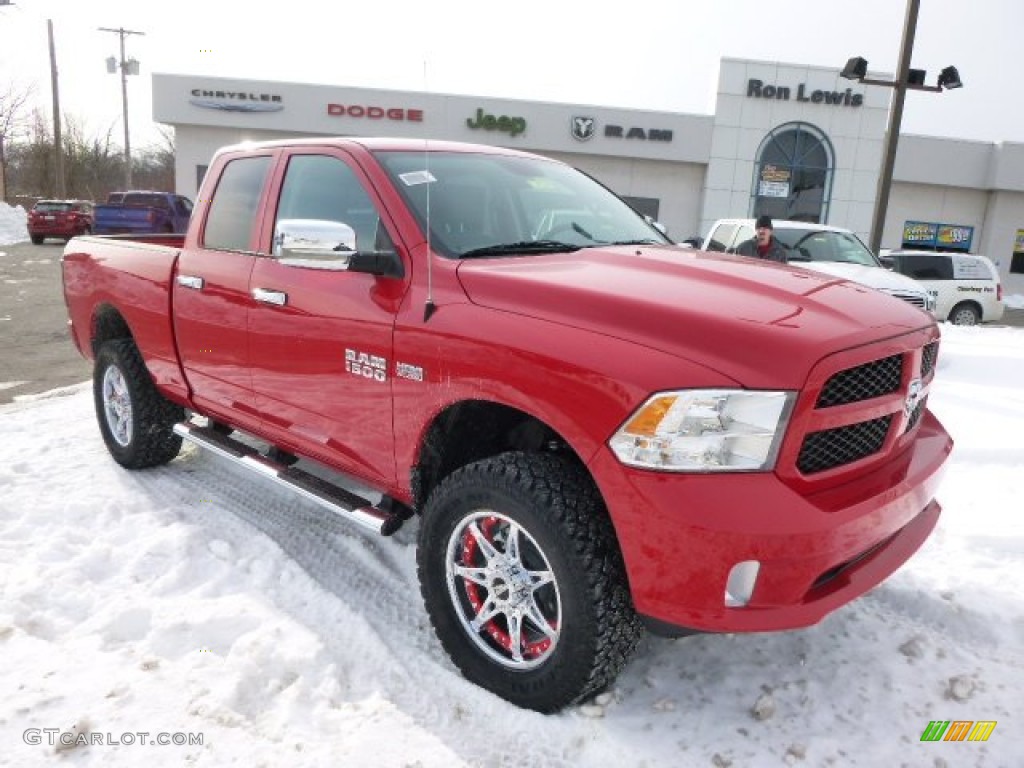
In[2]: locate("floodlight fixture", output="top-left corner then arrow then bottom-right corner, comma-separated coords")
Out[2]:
938,66 -> 962,90
841,56 -> 868,81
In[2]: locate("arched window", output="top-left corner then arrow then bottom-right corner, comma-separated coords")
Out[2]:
751,122 -> 834,224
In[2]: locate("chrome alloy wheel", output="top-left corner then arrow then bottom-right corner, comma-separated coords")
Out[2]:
102,364 -> 133,447
445,510 -> 561,669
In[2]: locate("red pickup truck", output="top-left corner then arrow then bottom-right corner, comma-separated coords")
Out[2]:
62,137 -> 952,712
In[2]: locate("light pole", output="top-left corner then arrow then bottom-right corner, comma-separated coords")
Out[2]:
840,0 -> 961,255
99,26 -> 144,189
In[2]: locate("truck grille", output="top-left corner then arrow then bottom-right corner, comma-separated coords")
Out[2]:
816,354 -> 902,408
792,334 -> 939,477
920,341 -> 938,379
797,415 -> 893,474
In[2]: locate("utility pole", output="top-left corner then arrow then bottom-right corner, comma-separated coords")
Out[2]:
48,19 -> 65,197
869,0 -> 919,256
99,26 -> 144,189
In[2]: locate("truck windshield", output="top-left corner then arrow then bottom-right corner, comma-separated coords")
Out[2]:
774,228 -> 880,267
374,150 -> 671,258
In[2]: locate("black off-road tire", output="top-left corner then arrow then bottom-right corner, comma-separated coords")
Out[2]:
93,339 -> 184,469
417,451 -> 642,712
30,235 -> 44,245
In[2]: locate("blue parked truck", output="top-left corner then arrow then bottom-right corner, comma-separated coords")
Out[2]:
93,191 -> 193,236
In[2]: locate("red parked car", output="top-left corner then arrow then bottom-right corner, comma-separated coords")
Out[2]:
27,199 -> 94,244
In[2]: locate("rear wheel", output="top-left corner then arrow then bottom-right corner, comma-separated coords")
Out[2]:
30,235 -> 44,245
417,452 -> 641,712
93,339 -> 183,468
948,302 -> 980,326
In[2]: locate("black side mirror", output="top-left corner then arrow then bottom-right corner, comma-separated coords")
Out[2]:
347,250 -> 404,279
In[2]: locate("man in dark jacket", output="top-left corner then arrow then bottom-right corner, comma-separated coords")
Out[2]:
736,215 -> 789,262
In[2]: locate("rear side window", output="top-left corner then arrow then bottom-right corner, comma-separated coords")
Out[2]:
951,257 -> 993,280
203,156 -> 272,251
705,223 -> 738,252
896,255 -> 954,280
123,193 -> 170,209
733,225 -> 754,251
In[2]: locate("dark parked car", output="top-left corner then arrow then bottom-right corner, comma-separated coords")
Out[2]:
27,199 -> 95,244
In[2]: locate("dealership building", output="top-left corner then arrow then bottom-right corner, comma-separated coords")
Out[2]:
152,58 -> 1024,293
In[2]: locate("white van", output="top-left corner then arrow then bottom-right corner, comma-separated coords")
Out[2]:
881,250 -> 1004,325
703,219 -> 936,317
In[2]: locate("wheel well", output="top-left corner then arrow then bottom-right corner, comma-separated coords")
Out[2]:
91,305 -> 133,356
411,400 -> 586,510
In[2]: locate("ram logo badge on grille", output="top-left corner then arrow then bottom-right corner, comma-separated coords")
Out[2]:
904,378 -> 923,418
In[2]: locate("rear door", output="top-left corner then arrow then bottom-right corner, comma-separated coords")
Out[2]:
247,148 -> 409,486
173,151 -> 276,426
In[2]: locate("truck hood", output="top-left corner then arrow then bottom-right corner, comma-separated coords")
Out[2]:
456,246 -> 933,389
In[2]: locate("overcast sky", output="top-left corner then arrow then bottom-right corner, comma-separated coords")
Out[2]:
0,0 -> 1020,152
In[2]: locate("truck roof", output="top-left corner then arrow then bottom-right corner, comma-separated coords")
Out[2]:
214,136 -> 543,159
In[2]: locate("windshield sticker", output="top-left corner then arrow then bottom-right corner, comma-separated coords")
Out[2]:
399,170 -> 437,186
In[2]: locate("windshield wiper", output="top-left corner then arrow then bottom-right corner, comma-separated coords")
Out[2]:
460,241 -> 582,258
603,238 -> 664,246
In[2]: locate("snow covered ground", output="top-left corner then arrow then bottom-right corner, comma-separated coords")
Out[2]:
0,325 -> 1021,768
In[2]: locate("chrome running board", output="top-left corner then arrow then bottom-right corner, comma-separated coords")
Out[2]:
173,421 -> 407,536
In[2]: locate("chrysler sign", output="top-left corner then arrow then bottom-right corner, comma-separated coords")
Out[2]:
189,89 -> 283,112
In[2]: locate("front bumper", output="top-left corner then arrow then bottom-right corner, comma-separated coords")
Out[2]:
590,409 -> 952,634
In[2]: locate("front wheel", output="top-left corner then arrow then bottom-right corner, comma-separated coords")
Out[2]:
93,339 -> 184,468
417,452 -> 641,712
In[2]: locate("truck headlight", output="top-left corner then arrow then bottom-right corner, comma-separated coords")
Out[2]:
609,390 -> 795,472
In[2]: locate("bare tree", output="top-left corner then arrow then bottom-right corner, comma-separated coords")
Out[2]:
0,82 -> 34,202
132,125 -> 176,192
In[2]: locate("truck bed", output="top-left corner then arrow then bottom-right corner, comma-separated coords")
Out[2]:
62,236 -> 184,394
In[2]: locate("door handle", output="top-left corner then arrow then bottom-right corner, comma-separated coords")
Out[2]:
176,275 -> 204,290
252,288 -> 288,306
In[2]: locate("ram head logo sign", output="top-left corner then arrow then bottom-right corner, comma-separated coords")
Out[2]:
571,116 -> 595,142
904,378 -> 924,419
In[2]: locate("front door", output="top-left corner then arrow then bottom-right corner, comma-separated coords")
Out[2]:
247,149 -> 408,487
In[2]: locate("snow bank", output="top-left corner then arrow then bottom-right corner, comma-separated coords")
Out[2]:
0,201 -> 29,246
